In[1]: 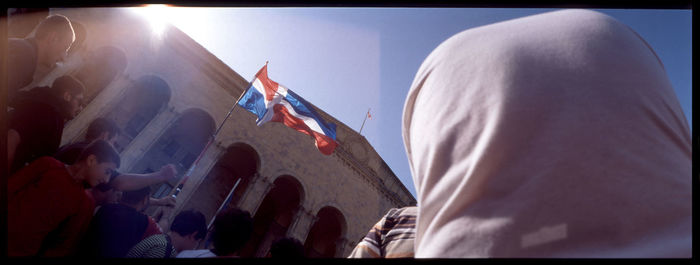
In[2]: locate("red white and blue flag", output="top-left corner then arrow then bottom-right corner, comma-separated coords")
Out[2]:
238,64 -> 338,155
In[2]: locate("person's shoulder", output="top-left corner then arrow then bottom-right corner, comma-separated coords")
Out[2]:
96,202 -> 130,215
386,206 -> 417,218
126,234 -> 171,258
32,156 -> 66,169
8,38 -> 35,54
10,88 -> 59,113
54,141 -> 91,164
141,234 -> 169,245
60,141 -> 91,151
176,249 -> 216,258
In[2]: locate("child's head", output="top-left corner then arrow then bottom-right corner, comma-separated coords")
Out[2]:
211,207 -> 253,256
169,209 -> 207,252
76,139 -> 120,187
91,182 -> 120,206
120,186 -> 151,212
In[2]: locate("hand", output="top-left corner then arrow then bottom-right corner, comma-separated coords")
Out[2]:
158,164 -> 177,182
158,206 -> 175,231
150,196 -> 176,207
161,204 -> 174,221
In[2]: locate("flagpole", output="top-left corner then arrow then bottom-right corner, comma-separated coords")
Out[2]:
198,177 -> 242,249
359,108 -> 370,135
163,62 -> 266,203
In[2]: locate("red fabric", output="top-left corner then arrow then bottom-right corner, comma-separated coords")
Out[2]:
141,216 -> 163,241
7,157 -> 95,257
270,104 -> 338,155
255,64 -> 280,101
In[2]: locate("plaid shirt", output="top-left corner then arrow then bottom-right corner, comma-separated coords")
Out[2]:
348,206 -> 416,258
125,234 -> 176,258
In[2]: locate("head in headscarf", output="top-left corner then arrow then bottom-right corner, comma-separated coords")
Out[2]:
402,9 -> 691,258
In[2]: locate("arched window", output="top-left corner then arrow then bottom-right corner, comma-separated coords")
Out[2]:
182,143 -> 260,223
304,206 -> 347,258
239,176 -> 304,257
106,75 -> 170,152
132,108 -> 216,200
74,46 -> 127,106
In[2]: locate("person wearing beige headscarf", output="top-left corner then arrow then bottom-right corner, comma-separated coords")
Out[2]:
402,9 -> 691,258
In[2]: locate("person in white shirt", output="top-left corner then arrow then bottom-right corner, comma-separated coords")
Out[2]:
402,9 -> 691,258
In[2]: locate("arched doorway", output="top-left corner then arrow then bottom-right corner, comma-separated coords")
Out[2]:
132,108 -> 215,202
304,206 -> 347,258
183,143 -> 260,225
74,46 -> 127,105
105,75 -> 170,153
239,176 -> 304,257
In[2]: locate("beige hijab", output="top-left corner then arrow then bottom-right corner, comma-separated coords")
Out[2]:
402,9 -> 691,257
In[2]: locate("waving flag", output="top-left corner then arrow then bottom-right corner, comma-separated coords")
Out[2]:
238,64 -> 338,155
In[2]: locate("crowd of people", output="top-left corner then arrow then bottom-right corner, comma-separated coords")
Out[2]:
6,13 -> 306,259
7,8 -> 690,259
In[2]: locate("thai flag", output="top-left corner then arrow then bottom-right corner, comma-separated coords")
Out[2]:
237,64 -> 338,155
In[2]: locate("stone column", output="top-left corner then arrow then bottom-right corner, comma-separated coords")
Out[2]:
121,106 -> 178,171
285,205 -> 304,238
288,206 -> 318,243
170,141 -> 224,217
238,173 -> 273,214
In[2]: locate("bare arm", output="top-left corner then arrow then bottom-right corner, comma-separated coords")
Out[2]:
8,129 -> 21,167
110,164 -> 177,191
156,203 -> 176,231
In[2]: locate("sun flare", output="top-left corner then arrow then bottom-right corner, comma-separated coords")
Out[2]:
132,4 -> 172,37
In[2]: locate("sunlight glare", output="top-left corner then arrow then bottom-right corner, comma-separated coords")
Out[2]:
133,4 -> 172,37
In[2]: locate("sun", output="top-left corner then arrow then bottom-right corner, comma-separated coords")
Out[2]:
132,4 -> 173,37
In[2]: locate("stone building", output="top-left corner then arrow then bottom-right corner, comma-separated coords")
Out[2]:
12,8 -> 415,257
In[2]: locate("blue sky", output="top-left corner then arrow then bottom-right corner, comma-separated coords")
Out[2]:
151,8 -> 692,198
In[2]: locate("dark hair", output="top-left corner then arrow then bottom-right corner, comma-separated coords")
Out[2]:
270,237 -> 305,258
76,139 -> 120,168
34,14 -> 75,43
51,75 -> 85,98
93,182 -> 113,192
170,210 -> 207,240
120,186 -> 151,206
86,118 -> 120,141
211,208 -> 253,256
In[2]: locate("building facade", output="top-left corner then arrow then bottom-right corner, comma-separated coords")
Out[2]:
13,8 -> 415,258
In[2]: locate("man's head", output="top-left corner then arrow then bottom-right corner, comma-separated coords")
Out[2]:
86,118 -> 120,144
169,210 -> 207,252
120,186 -> 151,212
34,14 -> 75,68
51,75 -> 85,119
76,139 -> 120,188
211,208 -> 253,256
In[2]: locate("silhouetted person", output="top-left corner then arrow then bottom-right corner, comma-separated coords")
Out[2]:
54,117 -> 178,210
126,209 -> 207,258
176,208 -> 253,258
348,206 -> 416,258
80,186 -> 163,258
8,75 -> 85,174
8,14 -> 75,100
7,140 -> 119,256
